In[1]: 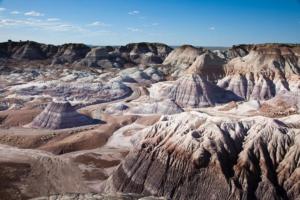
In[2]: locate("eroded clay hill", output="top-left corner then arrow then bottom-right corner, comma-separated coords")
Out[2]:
30,101 -> 97,129
162,45 -> 225,80
161,44 -> 300,101
218,44 -> 300,100
168,74 -> 240,107
105,112 -> 300,200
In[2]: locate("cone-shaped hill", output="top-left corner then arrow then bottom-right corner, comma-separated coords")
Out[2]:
168,74 -> 241,108
30,101 -> 97,129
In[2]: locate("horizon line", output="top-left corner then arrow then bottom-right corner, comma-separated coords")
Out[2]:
1,39 -> 300,48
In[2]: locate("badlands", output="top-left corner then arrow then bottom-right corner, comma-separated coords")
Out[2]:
0,41 -> 300,200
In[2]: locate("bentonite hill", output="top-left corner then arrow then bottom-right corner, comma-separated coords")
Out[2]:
0,40 -> 300,200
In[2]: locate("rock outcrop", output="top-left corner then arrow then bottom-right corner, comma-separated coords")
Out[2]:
105,112 -> 300,200
224,44 -> 252,59
0,40 -> 90,64
51,43 -> 91,65
0,40 -> 43,59
12,41 -> 47,60
120,42 -> 173,65
30,101 -> 96,129
75,46 -> 126,68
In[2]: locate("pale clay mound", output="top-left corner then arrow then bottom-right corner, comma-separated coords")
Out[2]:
113,67 -> 165,84
7,78 -> 132,106
129,99 -> 183,115
29,101 -> 96,129
105,111 -> 300,200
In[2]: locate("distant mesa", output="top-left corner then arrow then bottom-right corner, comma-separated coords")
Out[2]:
30,100 -> 98,129
0,40 -> 91,64
0,40 -> 172,68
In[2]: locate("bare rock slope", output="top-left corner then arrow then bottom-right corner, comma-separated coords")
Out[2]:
105,112 -> 300,200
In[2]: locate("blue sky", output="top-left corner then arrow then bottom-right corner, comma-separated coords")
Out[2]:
0,0 -> 299,46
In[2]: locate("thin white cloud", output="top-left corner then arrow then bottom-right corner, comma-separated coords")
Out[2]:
143,22 -> 159,27
24,11 -> 44,17
47,18 -> 60,21
0,18 -> 83,32
0,17 -> 113,36
128,10 -> 140,15
0,19 -> 20,26
26,18 -> 42,22
127,27 -> 142,32
0,7 -> 6,11
10,11 -> 20,15
87,21 -> 110,27
209,26 -> 215,31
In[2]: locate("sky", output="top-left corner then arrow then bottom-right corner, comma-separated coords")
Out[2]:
0,0 -> 299,46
